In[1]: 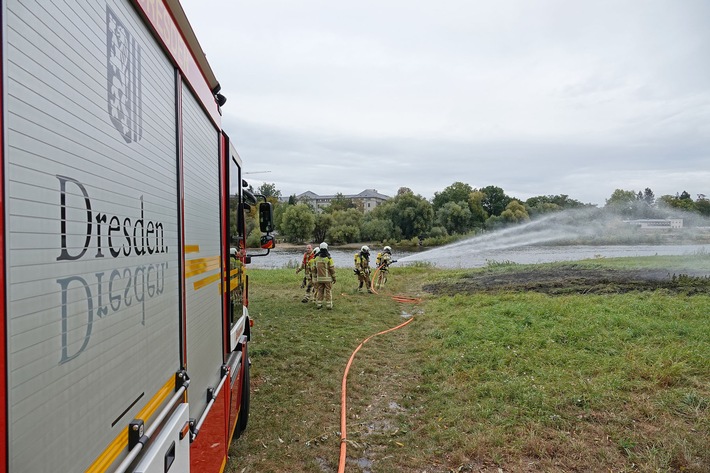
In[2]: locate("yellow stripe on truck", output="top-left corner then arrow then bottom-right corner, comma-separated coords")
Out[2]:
185,256 -> 221,278
85,377 -> 176,473
193,272 -> 221,290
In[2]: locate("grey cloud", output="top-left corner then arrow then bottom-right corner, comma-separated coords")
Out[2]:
184,0 -> 710,206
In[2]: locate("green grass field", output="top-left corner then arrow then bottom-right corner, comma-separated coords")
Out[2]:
228,255 -> 710,472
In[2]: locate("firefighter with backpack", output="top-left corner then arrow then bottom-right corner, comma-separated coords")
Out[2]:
374,246 -> 396,289
353,245 -> 373,293
296,245 -> 318,303
313,242 -> 336,309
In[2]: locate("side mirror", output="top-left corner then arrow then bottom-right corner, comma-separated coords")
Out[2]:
260,234 -> 275,249
259,202 -> 274,233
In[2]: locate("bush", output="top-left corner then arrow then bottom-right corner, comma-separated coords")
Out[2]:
328,224 -> 361,244
247,228 -> 262,248
428,226 -> 448,238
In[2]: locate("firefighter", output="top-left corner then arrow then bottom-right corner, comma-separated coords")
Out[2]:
354,245 -> 373,293
314,242 -> 336,309
375,246 -> 396,289
308,247 -> 320,305
296,244 -> 312,277
300,246 -> 319,303
296,244 -> 314,302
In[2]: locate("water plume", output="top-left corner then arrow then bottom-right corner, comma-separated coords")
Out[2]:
399,207 -> 710,266
401,208 -> 608,262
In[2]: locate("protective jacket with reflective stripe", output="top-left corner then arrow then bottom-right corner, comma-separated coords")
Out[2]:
314,255 -> 336,282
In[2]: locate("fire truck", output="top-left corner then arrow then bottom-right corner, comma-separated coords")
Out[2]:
1,0 -> 274,471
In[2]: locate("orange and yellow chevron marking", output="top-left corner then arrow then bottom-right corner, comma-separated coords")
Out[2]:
221,268 -> 244,294
193,272 -> 221,290
85,377 -> 176,473
184,244 -> 228,291
230,278 -> 240,292
185,256 -> 221,278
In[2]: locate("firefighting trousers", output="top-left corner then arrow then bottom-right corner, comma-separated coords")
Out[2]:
315,282 -> 333,308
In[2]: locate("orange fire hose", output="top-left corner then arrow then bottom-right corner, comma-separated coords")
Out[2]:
369,264 -> 385,294
337,295 -> 420,472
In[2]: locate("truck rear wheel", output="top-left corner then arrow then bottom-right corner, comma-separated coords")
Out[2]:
235,354 -> 250,438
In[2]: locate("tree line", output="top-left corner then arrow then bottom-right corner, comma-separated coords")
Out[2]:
237,182 -> 710,247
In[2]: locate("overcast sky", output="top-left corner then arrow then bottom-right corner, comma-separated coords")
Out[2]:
180,0 -> 709,206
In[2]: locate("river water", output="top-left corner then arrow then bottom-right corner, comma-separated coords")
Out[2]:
247,243 -> 709,270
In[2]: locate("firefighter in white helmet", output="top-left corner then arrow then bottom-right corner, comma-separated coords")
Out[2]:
314,242 -> 336,309
296,244 -> 315,302
375,246 -> 395,289
353,245 -> 373,293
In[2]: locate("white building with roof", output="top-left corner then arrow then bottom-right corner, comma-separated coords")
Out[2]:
624,218 -> 684,229
294,189 -> 391,213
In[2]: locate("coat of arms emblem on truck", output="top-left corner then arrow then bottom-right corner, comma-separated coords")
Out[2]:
107,6 -> 143,144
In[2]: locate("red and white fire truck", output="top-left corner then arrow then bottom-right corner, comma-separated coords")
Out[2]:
1,0 -> 274,471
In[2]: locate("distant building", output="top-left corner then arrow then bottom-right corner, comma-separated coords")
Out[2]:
624,218 -> 684,229
294,189 -> 390,213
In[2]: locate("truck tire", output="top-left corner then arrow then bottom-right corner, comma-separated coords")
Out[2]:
235,354 -> 250,438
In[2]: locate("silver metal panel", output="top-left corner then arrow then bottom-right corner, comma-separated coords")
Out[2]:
181,82 -> 223,419
134,404 -> 191,473
5,0 -> 180,471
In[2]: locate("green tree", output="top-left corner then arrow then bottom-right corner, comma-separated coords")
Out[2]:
313,213 -> 333,243
256,182 -> 281,200
389,192 -> 433,240
272,200 -> 288,232
525,200 -> 561,217
695,197 -> 710,216
361,217 -> 395,242
328,224 -> 361,244
331,208 -> 363,229
480,185 -> 511,217
500,200 -> 530,224
605,189 -> 638,216
432,182 -> 474,211
280,204 -> 316,243
641,188 -> 655,206
468,191 -> 488,227
435,201 -> 472,235
525,194 -> 587,213
659,193 -> 696,212
326,209 -> 364,243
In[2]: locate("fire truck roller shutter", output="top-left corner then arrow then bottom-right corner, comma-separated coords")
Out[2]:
181,81 -> 224,421
4,0 -> 181,471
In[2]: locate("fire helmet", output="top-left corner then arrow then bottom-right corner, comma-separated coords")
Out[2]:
361,245 -> 370,253
319,242 -> 328,250
383,246 -> 391,253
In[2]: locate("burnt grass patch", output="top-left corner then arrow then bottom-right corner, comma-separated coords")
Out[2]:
423,266 -> 710,296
